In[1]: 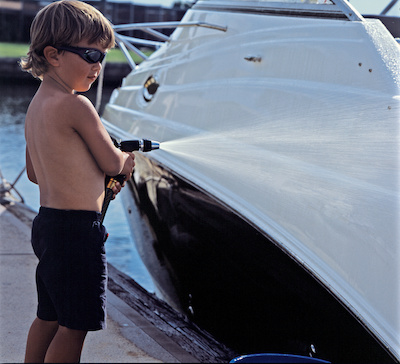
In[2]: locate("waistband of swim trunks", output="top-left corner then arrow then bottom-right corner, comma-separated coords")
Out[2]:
38,206 -> 102,221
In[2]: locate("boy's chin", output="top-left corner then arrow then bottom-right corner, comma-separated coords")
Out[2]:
75,85 -> 92,93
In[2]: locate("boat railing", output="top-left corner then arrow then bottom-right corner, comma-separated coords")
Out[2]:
112,21 -> 227,69
111,0 -> 366,70
192,0 -> 364,21
0,167 -> 25,203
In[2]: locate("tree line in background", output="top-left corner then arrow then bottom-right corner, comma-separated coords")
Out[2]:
0,0 -> 192,43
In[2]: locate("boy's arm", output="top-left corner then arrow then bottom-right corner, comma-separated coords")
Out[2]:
25,147 -> 38,184
67,95 -> 133,176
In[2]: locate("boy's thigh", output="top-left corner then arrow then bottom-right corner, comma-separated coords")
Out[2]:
35,209 -> 108,331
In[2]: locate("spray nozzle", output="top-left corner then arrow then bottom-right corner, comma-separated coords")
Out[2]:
114,139 -> 160,152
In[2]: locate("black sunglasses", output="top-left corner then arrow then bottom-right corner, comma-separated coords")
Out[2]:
56,45 -> 106,64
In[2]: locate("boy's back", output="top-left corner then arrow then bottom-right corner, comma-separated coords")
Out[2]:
25,75 -> 116,212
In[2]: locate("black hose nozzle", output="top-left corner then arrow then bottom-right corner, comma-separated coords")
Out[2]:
101,138 -> 160,223
115,139 -> 160,152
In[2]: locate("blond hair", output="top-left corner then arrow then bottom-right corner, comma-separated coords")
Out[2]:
20,0 -> 115,79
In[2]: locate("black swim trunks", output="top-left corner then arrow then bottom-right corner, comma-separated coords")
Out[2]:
31,206 -> 108,331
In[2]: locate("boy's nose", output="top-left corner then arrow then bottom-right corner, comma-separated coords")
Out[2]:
92,62 -> 102,70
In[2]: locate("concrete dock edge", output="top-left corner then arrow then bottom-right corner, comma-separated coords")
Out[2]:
0,198 -> 236,363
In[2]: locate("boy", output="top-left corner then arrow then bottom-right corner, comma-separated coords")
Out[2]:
20,1 -> 135,362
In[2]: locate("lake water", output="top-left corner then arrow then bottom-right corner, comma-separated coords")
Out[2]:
0,79 -> 156,294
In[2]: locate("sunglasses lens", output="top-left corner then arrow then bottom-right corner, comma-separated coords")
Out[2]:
84,50 -> 104,63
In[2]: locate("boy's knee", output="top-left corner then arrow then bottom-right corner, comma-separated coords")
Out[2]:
57,325 -> 88,341
35,317 -> 59,330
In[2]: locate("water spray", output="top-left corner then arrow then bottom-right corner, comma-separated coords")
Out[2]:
101,138 -> 160,223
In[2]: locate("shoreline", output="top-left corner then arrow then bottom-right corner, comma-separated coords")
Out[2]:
0,57 -> 131,86
0,57 -> 130,114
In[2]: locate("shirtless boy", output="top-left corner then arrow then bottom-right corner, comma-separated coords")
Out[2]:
21,1 -> 135,362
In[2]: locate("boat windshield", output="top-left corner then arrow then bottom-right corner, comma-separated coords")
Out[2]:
195,0 -> 400,16
201,0 -> 333,3
349,0 -> 399,16
193,0 -> 362,20
228,0 -> 332,2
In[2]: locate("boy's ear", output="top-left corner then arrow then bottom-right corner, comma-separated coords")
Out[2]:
43,46 -> 60,66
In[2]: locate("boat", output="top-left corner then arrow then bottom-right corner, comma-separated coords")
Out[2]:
100,0 -> 400,362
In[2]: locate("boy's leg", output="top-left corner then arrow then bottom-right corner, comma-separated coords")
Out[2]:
44,325 -> 88,363
25,317 -> 59,363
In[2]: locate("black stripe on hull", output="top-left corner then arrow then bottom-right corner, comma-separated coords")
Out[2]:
122,154 -> 396,363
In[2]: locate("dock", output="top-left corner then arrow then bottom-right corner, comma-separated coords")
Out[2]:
0,195 -> 236,363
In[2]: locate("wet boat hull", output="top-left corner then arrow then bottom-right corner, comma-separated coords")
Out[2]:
119,153 -> 395,363
102,1 -> 400,361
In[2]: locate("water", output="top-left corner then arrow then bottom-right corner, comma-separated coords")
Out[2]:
0,80 -> 156,294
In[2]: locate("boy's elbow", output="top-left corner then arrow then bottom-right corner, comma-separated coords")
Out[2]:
25,149 -> 37,183
29,177 -> 38,185
103,156 -> 124,176
27,171 -> 38,184
104,167 -> 122,177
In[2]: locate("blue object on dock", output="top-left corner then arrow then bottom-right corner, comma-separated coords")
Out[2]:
229,353 -> 331,363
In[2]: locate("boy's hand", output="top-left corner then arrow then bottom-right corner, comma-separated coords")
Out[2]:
121,152 -> 136,180
111,181 -> 123,200
111,152 -> 135,199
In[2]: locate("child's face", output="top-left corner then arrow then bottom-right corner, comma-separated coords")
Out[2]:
57,40 -> 108,93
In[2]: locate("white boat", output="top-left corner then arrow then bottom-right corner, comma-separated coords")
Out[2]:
101,0 -> 400,362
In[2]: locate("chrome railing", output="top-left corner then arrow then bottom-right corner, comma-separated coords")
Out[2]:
111,0 -> 370,69
0,167 -> 25,203
112,21 -> 227,69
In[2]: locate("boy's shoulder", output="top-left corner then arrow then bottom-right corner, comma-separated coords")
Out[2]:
50,91 -> 94,111
36,90 -> 97,123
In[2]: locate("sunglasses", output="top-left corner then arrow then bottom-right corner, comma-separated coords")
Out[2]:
56,45 -> 106,64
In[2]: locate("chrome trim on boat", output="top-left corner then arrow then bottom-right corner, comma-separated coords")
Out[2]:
113,21 -> 227,69
193,0 -> 364,21
112,0 -> 364,70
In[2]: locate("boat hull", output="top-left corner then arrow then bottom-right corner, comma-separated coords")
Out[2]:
119,152 -> 395,363
102,1 -> 400,361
